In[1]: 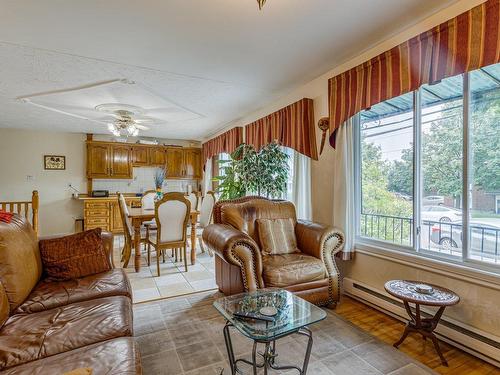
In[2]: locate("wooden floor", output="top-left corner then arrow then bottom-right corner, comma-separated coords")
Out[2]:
335,295 -> 500,375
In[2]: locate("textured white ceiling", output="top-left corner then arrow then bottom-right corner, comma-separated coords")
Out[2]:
0,0 -> 457,140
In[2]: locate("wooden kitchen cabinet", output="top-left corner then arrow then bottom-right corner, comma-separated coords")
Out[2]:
87,141 -> 201,181
166,148 -> 185,178
148,147 -> 166,166
87,143 -> 111,178
184,149 -> 202,179
131,146 -> 149,166
86,142 -> 132,179
110,144 -> 132,178
83,197 -> 140,234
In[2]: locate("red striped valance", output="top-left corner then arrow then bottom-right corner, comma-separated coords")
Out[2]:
328,0 -> 500,146
245,98 -> 318,160
202,127 -> 243,164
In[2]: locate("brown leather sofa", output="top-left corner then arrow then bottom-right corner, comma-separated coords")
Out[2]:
202,197 -> 345,307
0,215 -> 141,374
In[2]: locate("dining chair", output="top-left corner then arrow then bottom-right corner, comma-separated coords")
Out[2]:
186,192 -> 199,212
196,191 -> 216,256
147,192 -> 191,276
141,190 -> 157,210
118,193 -> 134,265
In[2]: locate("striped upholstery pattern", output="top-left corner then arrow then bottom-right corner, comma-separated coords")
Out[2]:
245,98 -> 318,160
257,218 -> 298,255
328,0 -> 500,147
202,127 -> 243,164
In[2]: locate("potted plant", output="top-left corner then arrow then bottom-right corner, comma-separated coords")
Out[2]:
214,141 -> 289,200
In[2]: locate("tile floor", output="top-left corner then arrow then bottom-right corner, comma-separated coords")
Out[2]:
113,236 -> 218,303
134,291 -> 436,374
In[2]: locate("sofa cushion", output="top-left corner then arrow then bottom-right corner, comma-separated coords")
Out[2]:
0,296 -> 132,370
14,269 -> 132,314
39,228 -> 111,281
0,338 -> 140,375
257,218 -> 298,255
262,253 -> 326,287
0,215 -> 42,312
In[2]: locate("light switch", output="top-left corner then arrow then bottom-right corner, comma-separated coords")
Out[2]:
26,175 -> 34,181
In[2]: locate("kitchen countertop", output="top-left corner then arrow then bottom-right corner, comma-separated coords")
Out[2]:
76,194 -> 141,201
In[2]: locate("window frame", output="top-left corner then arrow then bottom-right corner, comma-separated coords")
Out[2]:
354,71 -> 500,274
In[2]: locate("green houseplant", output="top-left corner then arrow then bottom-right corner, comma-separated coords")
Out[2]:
214,142 -> 289,200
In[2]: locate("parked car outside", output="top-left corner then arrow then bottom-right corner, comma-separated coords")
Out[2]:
421,206 -> 462,223
430,219 -> 500,259
423,195 -> 445,206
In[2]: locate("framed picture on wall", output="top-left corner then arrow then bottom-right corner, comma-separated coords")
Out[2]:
44,155 -> 66,170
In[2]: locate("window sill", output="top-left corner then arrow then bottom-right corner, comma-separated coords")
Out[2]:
354,239 -> 500,290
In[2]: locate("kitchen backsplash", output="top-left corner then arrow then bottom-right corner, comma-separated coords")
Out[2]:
92,167 -> 199,194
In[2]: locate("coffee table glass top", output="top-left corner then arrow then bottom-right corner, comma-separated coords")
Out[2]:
213,289 -> 326,341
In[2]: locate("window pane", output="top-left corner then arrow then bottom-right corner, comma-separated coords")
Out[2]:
469,64 -> 500,264
360,92 -> 414,246
420,76 -> 463,257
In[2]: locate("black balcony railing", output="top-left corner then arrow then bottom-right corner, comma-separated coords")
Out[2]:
360,212 -> 500,260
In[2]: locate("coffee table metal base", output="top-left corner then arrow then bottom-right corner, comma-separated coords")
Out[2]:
223,322 -> 313,375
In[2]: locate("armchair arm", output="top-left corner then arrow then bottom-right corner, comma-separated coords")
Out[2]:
202,224 -> 263,291
295,220 -> 345,303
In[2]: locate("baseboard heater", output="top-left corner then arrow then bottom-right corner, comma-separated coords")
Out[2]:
343,278 -> 500,368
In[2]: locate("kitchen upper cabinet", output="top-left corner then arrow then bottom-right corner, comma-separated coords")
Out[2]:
110,144 -> 132,178
87,143 -> 111,178
87,141 -> 201,180
149,147 -> 166,166
184,149 -> 202,179
166,148 -> 184,178
86,142 -> 132,179
131,146 -> 149,166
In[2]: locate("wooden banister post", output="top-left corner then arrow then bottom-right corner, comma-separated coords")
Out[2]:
32,190 -> 39,236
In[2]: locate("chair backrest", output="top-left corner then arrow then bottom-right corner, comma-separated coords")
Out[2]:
117,193 -> 133,244
155,193 -> 190,244
141,190 -> 156,210
199,191 -> 216,228
213,196 -> 296,246
0,190 -> 39,236
186,192 -> 198,212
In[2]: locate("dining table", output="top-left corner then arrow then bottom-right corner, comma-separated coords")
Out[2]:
127,207 -> 200,272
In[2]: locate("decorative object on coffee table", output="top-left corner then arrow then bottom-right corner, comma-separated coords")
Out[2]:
384,280 -> 460,366
214,289 -> 326,375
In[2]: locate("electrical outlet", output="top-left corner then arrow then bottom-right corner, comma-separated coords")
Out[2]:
26,175 -> 34,181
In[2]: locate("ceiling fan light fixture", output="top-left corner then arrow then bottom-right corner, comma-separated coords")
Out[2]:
257,0 -> 266,10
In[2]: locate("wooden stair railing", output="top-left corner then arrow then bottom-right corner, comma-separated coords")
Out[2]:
0,190 -> 39,235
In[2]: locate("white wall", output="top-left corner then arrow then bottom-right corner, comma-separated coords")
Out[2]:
0,128 -> 87,236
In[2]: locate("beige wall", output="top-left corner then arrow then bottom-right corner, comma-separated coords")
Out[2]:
212,0 -> 499,338
0,128 -> 87,236
0,128 -> 202,236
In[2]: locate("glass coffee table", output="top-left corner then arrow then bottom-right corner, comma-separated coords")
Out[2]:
213,289 -> 326,375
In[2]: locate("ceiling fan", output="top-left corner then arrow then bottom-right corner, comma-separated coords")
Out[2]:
257,0 -> 267,9
95,104 -> 153,137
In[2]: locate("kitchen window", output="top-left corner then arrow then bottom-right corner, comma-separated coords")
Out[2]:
355,63 -> 500,267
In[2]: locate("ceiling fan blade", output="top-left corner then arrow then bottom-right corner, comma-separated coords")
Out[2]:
134,124 -> 150,130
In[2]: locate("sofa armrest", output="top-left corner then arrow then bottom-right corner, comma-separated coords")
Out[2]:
202,224 -> 263,291
295,220 -> 345,303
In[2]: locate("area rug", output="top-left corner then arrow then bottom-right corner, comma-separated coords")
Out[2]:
133,291 -> 435,375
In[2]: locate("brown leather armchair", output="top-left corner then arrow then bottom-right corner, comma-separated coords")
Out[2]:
202,197 -> 345,307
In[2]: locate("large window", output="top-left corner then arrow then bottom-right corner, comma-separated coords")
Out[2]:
356,63 -> 500,267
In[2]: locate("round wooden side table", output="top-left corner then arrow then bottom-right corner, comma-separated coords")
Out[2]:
384,280 -> 460,366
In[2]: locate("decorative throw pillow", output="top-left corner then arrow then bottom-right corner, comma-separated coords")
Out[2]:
257,218 -> 299,255
39,228 -> 111,281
